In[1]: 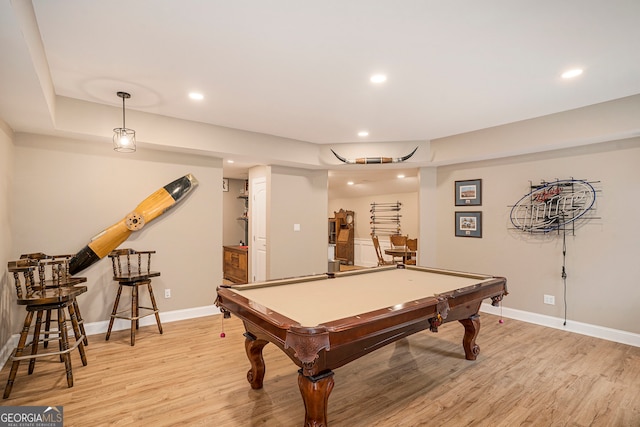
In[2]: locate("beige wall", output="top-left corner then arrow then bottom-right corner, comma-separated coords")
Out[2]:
245,165 -> 328,282
434,138 -> 640,334
429,94 -> 640,165
0,120 -> 14,362
270,166 -> 328,279
9,133 -> 222,329
56,96 -> 325,169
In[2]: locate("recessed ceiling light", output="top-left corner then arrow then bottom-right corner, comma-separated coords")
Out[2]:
358,131 -> 369,137
226,159 -> 234,164
189,92 -> 204,100
397,174 -> 405,179
370,74 -> 387,84
561,68 -> 583,79
347,181 -> 354,186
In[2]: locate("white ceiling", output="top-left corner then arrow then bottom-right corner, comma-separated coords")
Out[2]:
1,1 -> 640,196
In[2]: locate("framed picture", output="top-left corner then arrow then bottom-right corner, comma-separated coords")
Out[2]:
455,211 -> 482,238
222,178 -> 229,192
455,179 -> 482,206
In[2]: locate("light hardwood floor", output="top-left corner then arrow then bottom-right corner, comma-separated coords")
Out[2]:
1,313 -> 639,426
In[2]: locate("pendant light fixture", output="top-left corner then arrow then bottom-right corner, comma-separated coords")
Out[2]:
113,91 -> 136,152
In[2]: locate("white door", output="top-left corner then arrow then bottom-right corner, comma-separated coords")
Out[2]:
251,177 -> 267,282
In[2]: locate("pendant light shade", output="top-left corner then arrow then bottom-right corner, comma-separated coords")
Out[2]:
113,91 -> 136,152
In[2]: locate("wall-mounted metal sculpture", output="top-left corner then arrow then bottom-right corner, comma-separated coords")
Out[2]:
509,179 -> 598,233
69,174 -> 198,275
331,147 -> 418,164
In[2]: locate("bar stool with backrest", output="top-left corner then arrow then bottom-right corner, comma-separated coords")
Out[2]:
4,259 -> 87,399
106,249 -> 163,346
20,252 -> 88,346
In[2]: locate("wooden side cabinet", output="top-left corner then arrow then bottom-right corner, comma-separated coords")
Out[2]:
223,245 -> 248,284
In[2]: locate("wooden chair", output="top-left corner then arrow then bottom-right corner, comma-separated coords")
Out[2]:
389,234 -> 408,263
405,238 -> 418,265
4,260 -> 87,399
106,249 -> 163,346
372,235 -> 394,266
20,253 -> 88,346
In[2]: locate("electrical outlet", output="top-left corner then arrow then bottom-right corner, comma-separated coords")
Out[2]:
164,289 -> 171,299
543,294 -> 555,305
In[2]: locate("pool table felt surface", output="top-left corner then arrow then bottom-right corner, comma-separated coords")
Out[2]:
223,267 -> 494,327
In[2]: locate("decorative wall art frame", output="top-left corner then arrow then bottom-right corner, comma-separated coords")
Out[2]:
222,178 -> 229,192
455,211 -> 482,238
455,179 -> 482,206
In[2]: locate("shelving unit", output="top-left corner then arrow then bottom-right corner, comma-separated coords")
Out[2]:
237,194 -> 248,245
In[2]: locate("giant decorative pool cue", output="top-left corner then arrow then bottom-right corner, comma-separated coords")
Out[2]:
331,146 -> 418,164
69,174 -> 199,275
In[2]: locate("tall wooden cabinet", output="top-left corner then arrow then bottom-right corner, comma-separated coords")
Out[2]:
332,209 -> 354,265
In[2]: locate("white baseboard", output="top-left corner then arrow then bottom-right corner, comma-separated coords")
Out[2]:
0,336 -> 17,369
481,303 -> 640,347
0,305 -> 222,368
82,305 -> 220,337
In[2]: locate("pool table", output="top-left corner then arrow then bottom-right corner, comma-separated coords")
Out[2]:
215,264 -> 507,426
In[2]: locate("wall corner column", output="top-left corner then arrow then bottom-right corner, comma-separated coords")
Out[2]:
418,167 -> 437,266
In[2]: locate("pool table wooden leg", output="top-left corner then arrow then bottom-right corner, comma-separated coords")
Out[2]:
459,314 -> 481,360
298,370 -> 334,427
244,333 -> 268,389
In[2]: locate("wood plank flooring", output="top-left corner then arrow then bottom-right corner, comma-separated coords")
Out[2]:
1,313 -> 638,426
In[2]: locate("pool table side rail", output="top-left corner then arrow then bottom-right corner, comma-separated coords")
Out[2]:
220,273 -> 329,291
216,287 -> 300,330
331,264 -> 497,281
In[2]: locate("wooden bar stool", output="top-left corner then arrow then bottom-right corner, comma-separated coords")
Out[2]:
106,249 -> 163,346
4,260 -> 87,399
20,253 -> 89,346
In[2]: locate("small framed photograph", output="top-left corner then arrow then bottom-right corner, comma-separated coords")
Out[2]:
222,178 -> 229,192
455,179 -> 482,206
455,211 -> 482,238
